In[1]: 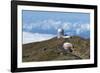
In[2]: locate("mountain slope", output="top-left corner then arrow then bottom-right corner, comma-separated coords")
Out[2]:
22,36 -> 90,62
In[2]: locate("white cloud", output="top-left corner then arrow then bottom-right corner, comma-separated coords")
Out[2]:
23,19 -> 90,36
38,19 -> 62,30
76,29 -> 81,34
23,19 -> 62,31
75,23 -> 90,34
62,22 -> 71,30
23,31 -> 56,44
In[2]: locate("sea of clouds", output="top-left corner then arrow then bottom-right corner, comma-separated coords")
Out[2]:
23,19 -> 90,44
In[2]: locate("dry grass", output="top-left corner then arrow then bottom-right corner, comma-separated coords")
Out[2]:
22,36 -> 90,62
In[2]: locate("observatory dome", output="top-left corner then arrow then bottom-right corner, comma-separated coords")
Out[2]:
57,28 -> 64,38
63,42 -> 73,52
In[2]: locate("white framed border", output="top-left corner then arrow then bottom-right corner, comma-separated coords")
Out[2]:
17,5 -> 94,68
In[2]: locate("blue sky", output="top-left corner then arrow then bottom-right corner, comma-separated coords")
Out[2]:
22,10 -> 90,38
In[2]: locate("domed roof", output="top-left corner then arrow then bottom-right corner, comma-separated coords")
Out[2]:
63,42 -> 72,50
58,28 -> 63,32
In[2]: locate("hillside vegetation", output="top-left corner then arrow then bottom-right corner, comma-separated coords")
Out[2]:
22,36 -> 90,62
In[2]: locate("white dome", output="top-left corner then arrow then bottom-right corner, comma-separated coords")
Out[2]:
58,28 -> 63,32
57,28 -> 64,38
63,42 -> 72,50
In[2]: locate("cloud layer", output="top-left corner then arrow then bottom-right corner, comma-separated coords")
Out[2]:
23,19 -> 90,38
23,32 -> 55,44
